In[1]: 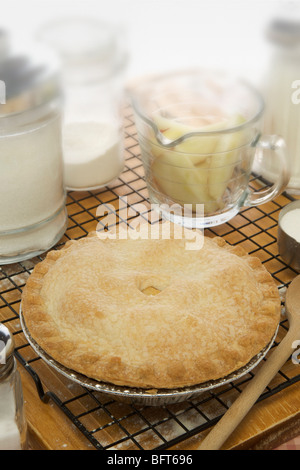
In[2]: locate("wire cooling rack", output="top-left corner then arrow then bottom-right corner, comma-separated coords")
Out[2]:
0,103 -> 299,450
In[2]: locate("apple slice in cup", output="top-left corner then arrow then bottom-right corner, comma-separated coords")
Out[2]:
208,114 -> 247,201
148,113 -> 247,213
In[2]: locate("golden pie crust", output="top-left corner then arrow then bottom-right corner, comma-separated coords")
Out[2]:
21,233 -> 281,389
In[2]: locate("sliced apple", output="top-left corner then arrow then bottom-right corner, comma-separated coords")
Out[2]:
208,115 -> 247,200
152,156 -> 221,214
146,112 -> 248,214
152,114 -> 228,163
149,113 -> 226,210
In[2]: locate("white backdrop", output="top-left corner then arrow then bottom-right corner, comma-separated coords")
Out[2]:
0,0 -> 296,85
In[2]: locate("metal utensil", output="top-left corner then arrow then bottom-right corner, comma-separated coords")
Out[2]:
198,275 -> 300,450
278,200 -> 300,272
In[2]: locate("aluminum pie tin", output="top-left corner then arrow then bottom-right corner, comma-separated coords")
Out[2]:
19,305 -> 278,406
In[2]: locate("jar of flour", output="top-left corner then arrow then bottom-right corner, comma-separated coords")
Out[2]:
0,45 -> 67,264
38,18 -> 128,191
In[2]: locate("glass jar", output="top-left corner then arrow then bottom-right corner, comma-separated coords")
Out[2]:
0,324 -> 27,450
37,18 -> 128,191
261,9 -> 300,194
0,45 -> 68,264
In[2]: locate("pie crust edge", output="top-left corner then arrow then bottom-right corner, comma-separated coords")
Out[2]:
21,233 -> 281,389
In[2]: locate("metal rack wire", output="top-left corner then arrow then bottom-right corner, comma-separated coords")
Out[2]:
0,103 -> 299,450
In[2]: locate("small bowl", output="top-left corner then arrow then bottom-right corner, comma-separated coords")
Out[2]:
278,200 -> 300,272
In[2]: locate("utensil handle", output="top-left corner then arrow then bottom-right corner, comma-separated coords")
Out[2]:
245,135 -> 290,207
198,330 -> 297,450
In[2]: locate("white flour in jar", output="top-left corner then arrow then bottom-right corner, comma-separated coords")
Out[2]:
281,209 -> 300,242
62,121 -> 124,190
0,382 -> 21,450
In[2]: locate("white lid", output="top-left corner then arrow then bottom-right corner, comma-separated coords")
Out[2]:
268,18 -> 300,47
36,18 -> 128,82
267,4 -> 300,49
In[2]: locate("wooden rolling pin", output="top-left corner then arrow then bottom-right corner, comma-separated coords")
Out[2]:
198,275 -> 300,450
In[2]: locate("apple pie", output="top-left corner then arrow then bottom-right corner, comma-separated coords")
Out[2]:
21,233 -> 281,389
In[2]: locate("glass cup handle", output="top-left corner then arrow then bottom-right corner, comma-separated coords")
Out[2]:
244,135 -> 290,207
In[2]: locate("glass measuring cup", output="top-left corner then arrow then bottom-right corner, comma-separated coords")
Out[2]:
130,70 -> 290,228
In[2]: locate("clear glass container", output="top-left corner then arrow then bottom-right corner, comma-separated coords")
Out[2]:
130,69 -> 289,228
261,9 -> 300,194
0,324 -> 27,450
0,45 -> 68,265
37,18 -> 128,191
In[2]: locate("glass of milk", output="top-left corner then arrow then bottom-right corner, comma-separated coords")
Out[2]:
261,10 -> 300,195
0,45 -> 67,264
37,18 -> 128,191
